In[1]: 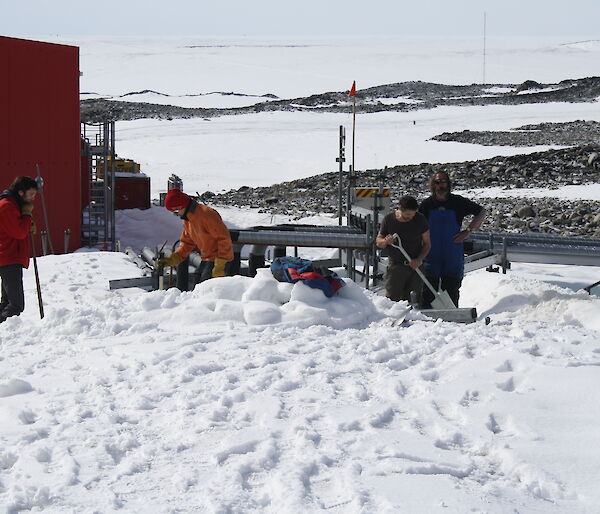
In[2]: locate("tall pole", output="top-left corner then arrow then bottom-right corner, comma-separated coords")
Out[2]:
483,12 -> 487,85
348,81 -> 357,227
337,125 -> 346,226
352,94 -> 356,175
30,233 -> 44,319
35,164 -> 54,254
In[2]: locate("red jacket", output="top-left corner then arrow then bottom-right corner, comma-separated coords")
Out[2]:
174,203 -> 233,262
0,195 -> 33,268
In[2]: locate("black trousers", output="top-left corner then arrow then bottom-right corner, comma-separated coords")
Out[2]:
385,263 -> 424,305
422,275 -> 462,309
194,261 -> 215,284
0,264 -> 25,322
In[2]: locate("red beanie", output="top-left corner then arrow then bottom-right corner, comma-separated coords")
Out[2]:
164,188 -> 191,212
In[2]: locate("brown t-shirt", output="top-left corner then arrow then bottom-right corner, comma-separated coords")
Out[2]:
379,210 -> 429,264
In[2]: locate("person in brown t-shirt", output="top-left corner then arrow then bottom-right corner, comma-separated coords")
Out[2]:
376,195 -> 431,305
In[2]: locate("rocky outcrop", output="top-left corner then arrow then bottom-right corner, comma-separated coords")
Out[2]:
432,120 -> 600,147
81,76 -> 600,123
201,144 -> 600,238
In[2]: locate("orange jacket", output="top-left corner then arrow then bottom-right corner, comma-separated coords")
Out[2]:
175,203 -> 233,262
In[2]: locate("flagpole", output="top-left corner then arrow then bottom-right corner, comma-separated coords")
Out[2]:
352,94 -> 356,176
347,81 -> 357,226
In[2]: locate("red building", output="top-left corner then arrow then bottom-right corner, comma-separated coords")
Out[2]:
0,36 -> 81,254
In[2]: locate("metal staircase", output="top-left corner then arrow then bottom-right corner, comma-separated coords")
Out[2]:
81,121 -> 116,250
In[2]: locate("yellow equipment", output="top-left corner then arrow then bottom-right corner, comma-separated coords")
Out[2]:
96,156 -> 141,179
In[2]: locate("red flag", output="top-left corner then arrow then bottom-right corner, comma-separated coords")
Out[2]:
349,80 -> 356,97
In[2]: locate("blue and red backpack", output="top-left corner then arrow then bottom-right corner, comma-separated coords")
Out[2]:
270,256 -> 345,298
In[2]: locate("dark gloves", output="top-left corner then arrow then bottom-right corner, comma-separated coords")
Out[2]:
156,253 -> 181,270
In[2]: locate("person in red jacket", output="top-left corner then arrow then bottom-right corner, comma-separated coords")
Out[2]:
0,176 -> 38,322
157,188 -> 233,283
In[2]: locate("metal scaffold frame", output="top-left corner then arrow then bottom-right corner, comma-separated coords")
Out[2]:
81,121 -> 116,250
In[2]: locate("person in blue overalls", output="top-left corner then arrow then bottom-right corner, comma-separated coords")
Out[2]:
419,171 -> 486,308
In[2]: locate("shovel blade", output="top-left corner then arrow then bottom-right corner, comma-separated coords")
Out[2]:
431,289 -> 456,310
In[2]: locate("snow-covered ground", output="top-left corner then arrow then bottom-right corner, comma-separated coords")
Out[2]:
2,35 -> 600,513
3,203 -> 600,512
1,247 -> 599,512
115,101 -> 600,197
457,183 -> 600,201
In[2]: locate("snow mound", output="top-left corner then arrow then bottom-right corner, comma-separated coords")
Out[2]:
135,268 -> 382,330
0,379 -> 33,398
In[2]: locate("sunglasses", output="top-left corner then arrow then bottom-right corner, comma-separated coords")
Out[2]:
433,179 -> 448,185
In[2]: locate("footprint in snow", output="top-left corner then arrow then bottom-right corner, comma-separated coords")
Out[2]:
420,370 -> 439,382
434,432 -> 466,450
35,447 -> 52,463
486,413 -> 502,434
18,409 -> 38,425
496,377 -> 516,392
459,390 -> 479,407
338,420 -> 363,432
0,452 -> 18,470
275,380 -> 301,392
395,382 -> 408,398
495,360 -> 513,372
214,440 -> 259,465
369,408 -> 395,428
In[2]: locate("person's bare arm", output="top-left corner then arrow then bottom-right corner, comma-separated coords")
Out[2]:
408,230 -> 431,269
376,232 -> 394,249
453,209 -> 487,243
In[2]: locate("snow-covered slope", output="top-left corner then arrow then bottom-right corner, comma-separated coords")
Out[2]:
1,250 -> 599,512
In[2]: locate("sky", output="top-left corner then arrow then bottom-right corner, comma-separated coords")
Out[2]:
1,0 -> 598,38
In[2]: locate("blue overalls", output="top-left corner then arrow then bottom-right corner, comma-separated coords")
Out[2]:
425,208 -> 465,280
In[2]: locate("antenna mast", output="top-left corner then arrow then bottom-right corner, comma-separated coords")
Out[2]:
483,12 -> 487,85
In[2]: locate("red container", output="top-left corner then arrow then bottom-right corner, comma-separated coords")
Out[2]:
0,36 -> 81,254
115,174 -> 151,210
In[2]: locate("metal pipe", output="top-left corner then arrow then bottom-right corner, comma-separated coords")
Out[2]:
110,121 -> 116,251
364,214 -> 371,289
103,121 -> 109,250
337,125 -> 345,226
64,229 -> 71,254
188,252 -> 202,268
471,231 -> 600,248
125,247 -> 151,271
245,224 -> 361,234
141,247 -> 158,266
41,230 -> 48,256
233,230 -> 369,249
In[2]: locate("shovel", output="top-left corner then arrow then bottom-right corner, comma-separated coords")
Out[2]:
390,233 -> 456,310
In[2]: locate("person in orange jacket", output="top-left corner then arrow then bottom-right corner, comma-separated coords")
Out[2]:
0,176 -> 38,322
157,188 -> 233,282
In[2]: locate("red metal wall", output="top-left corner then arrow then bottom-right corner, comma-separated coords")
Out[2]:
0,36 -> 80,254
